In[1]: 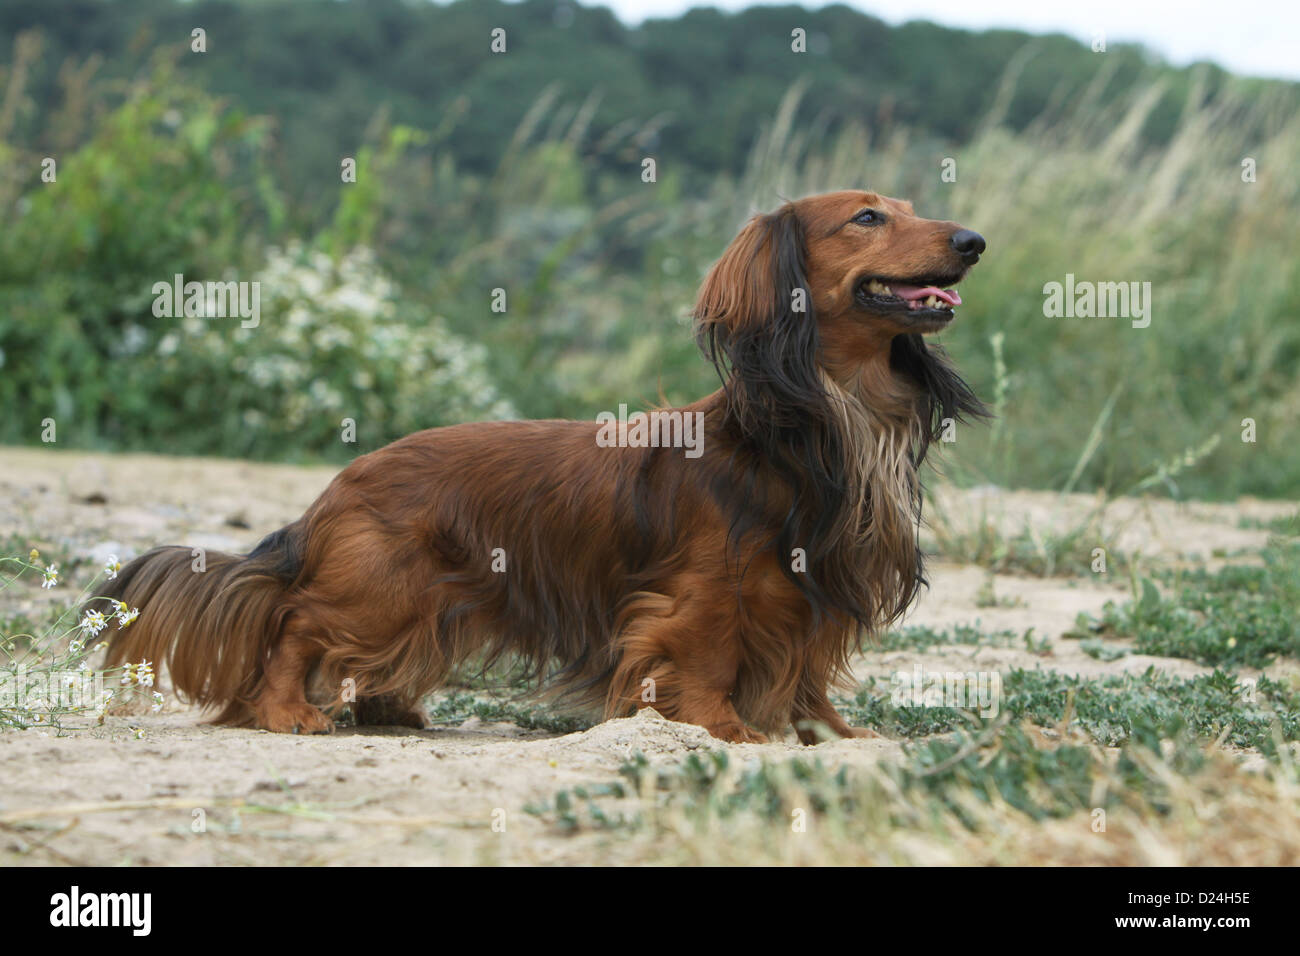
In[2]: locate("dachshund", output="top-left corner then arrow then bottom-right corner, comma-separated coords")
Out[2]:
94,190 -> 986,743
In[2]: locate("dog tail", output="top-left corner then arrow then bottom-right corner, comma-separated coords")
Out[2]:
88,526 -> 303,724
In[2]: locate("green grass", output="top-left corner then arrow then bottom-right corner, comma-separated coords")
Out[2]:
928,512 -> 1128,578
835,668 -> 1298,753
523,711 -> 1278,836
874,623 -> 1031,652
3,51 -> 1299,499
1079,638 -> 1130,662
1237,512 -> 1300,536
1076,541 -> 1300,667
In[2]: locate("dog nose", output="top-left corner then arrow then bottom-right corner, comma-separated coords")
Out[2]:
950,229 -> 986,260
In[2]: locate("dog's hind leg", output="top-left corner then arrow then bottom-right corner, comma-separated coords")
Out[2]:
251,615 -> 335,734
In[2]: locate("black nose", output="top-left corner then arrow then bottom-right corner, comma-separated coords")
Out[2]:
950,229 -> 986,261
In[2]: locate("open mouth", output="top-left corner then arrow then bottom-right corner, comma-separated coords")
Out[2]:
854,276 -> 964,324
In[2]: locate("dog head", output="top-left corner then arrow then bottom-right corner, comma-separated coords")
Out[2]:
694,190 -> 987,447
798,190 -> 983,334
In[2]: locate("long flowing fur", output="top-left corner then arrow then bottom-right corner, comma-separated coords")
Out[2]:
98,531 -> 303,724
93,190 -> 986,742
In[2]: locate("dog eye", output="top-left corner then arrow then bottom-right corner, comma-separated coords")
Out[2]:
853,209 -> 884,226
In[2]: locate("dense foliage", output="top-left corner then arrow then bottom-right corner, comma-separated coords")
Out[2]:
2,0 -> 1253,210
2,0 -> 1298,498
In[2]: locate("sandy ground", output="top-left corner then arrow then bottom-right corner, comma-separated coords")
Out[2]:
0,445 -> 1295,865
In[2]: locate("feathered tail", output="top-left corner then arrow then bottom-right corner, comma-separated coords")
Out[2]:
88,526 -> 302,724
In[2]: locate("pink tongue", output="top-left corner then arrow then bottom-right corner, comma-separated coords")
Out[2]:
890,284 -> 961,306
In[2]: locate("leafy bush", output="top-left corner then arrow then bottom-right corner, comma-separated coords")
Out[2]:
2,19 -> 1298,498
140,244 -> 514,458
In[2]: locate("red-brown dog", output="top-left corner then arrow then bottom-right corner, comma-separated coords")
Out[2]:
97,190 -> 986,743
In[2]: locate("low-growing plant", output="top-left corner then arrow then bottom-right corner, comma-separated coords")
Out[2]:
1079,638 -> 1130,662
928,508 -> 1120,578
875,623 -> 1026,652
1077,541 -> 1300,667
836,665 -> 1297,753
1237,512 -> 1300,536
0,549 -> 158,734
525,712 -> 1277,842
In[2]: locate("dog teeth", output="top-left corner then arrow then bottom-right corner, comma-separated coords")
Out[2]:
866,280 -> 961,311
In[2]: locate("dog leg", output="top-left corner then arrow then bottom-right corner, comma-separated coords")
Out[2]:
252,621 -> 335,734
792,694 -> 876,744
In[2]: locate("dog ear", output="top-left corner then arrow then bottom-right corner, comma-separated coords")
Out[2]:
694,204 -> 854,627
693,206 -> 827,440
694,209 -> 799,337
890,332 -> 989,459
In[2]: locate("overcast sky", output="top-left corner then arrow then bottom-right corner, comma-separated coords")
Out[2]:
596,0 -> 1300,81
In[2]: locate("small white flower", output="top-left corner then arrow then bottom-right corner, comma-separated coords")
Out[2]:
80,610 -> 108,636
41,564 -> 59,589
116,606 -> 139,628
104,555 -> 121,580
151,692 -> 164,713
136,660 -> 155,688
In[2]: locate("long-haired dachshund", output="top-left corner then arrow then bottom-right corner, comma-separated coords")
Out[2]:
95,190 -> 986,743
